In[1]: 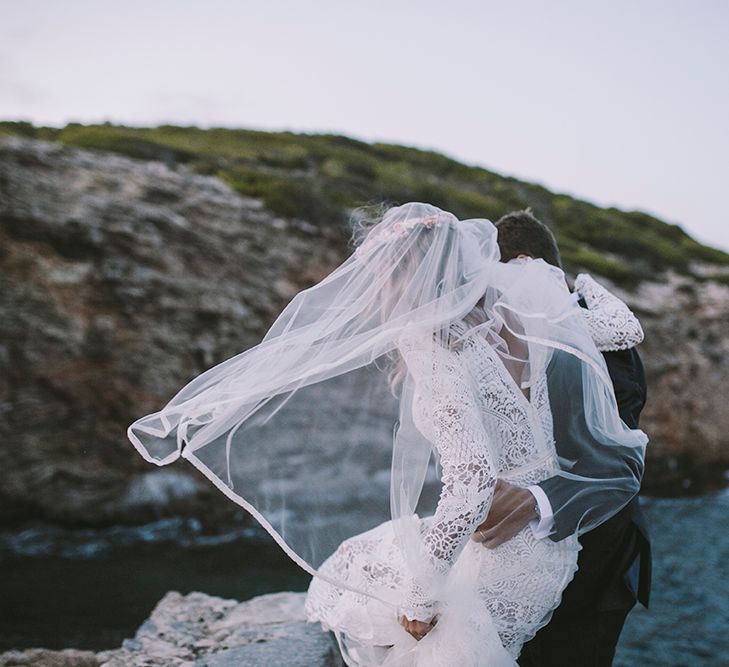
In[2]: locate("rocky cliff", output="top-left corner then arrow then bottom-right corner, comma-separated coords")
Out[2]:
0,133 -> 727,527
0,591 -> 342,666
0,134 -> 344,525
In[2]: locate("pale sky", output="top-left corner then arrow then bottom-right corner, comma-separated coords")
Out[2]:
2,0 -> 728,251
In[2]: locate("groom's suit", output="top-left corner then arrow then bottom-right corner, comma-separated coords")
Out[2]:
518,300 -> 652,667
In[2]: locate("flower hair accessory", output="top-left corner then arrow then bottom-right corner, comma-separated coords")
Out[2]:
356,211 -> 450,257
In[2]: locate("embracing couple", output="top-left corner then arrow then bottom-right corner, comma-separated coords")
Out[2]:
129,203 -> 651,667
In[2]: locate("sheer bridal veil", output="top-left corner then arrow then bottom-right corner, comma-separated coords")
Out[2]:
127,202 -> 647,606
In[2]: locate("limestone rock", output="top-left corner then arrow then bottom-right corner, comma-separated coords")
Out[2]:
94,591 -> 343,667
0,135 -> 343,525
622,272 -> 729,493
0,648 -> 99,666
0,592 -> 343,666
1,134 -> 727,529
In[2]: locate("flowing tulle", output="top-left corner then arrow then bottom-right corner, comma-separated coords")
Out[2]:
127,203 -> 647,662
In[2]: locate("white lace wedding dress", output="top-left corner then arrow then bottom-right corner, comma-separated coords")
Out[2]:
304,274 -> 642,666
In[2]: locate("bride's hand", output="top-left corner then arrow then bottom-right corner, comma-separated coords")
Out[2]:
400,615 -> 437,641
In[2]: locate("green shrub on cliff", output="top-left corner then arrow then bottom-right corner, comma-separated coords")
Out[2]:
2,121 -> 727,285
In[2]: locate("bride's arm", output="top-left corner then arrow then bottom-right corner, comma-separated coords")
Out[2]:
575,273 -> 644,351
398,336 -> 497,623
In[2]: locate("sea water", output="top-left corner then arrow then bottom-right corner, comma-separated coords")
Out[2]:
0,492 -> 727,665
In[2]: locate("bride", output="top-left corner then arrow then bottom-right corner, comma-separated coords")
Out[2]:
127,202 -> 647,666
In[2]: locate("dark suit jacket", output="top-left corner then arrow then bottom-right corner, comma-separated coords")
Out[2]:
537,331 -> 652,610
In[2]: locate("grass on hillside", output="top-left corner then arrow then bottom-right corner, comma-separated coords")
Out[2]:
2,120 -> 727,285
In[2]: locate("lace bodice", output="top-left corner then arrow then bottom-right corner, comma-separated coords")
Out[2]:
397,324 -> 557,621
304,273 -> 643,661
575,273 -> 644,351
394,274 -> 641,621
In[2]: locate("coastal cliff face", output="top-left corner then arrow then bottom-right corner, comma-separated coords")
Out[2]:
0,135 -> 344,525
627,275 -> 729,493
0,134 -> 727,526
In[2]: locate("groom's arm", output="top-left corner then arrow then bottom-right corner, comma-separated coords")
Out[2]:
530,276 -> 646,540
474,275 -> 646,547
535,349 -> 644,541
474,350 -> 644,547
473,349 -> 644,546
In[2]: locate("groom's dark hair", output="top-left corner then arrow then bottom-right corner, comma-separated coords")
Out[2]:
494,208 -> 562,269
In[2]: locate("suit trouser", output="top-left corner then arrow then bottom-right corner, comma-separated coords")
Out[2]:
517,605 -> 634,667
517,508 -> 642,667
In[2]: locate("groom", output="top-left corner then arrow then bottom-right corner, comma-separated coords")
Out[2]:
474,209 -> 651,667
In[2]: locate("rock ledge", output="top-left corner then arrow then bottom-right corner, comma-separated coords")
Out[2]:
0,591 -> 344,667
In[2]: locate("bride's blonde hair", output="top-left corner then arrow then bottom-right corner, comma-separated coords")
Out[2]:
348,203 -> 485,397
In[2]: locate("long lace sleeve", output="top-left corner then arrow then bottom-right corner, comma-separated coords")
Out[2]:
397,335 -> 497,621
575,273 -> 644,351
